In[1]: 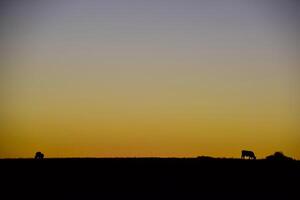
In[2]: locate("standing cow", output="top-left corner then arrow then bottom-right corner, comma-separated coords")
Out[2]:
241,150 -> 256,160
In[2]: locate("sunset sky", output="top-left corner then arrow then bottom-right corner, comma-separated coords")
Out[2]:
1,0 -> 299,159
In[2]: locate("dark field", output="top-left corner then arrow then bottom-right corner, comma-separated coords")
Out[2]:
1,158 -> 299,199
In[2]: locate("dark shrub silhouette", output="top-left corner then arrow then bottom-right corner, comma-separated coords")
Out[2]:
241,150 -> 256,160
35,152 -> 44,160
266,152 -> 294,161
197,156 -> 215,160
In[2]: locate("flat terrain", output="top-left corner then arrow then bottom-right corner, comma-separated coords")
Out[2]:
1,158 -> 299,199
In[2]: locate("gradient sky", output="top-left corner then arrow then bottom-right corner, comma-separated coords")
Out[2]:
1,0 -> 299,158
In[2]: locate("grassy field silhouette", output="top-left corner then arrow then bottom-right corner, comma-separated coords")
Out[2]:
1,156 -> 299,199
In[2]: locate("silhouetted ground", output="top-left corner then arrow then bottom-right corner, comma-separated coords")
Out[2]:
1,158 -> 299,199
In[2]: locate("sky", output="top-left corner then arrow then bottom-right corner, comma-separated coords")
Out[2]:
1,0 -> 299,159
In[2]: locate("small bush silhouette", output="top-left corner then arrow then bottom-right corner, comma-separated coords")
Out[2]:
35,152 -> 44,160
266,152 -> 294,161
197,156 -> 215,160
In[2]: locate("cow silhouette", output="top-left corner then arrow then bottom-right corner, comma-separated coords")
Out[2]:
35,152 -> 44,160
241,150 -> 256,160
